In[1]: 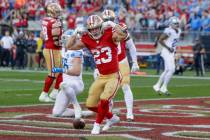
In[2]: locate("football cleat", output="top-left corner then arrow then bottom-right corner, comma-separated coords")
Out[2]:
160,86 -> 171,96
49,89 -> 59,99
126,113 -> 134,122
153,84 -> 161,95
39,92 -> 55,102
102,114 -> 120,131
91,122 -> 100,135
73,105 -> 82,119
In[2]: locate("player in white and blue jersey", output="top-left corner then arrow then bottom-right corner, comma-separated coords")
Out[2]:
52,28 -> 93,119
153,16 -> 181,95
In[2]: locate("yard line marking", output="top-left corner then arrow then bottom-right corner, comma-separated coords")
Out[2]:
0,78 -> 43,83
138,74 -> 210,80
0,121 -> 147,133
0,89 -> 40,92
162,131 -> 210,140
15,94 -> 33,97
0,69 -> 210,80
1,78 -> 210,90
5,112 -> 209,130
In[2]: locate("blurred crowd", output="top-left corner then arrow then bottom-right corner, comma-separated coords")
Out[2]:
0,29 -> 96,71
0,30 -> 45,70
0,0 -> 209,72
0,0 -> 210,31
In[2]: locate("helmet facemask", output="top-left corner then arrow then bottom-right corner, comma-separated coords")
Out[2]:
169,17 -> 180,30
88,26 -> 102,40
86,15 -> 103,40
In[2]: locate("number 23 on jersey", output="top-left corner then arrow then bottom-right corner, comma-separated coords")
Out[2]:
92,47 -> 112,65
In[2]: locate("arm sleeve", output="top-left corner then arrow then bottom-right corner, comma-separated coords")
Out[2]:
126,38 -> 138,63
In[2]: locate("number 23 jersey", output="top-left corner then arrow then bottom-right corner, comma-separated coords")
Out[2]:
81,27 -> 119,75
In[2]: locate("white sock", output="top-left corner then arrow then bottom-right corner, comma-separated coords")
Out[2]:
52,88 -> 59,93
155,70 -> 167,87
82,110 -> 95,117
162,69 -> 174,89
109,99 -> 114,112
122,84 -> 133,115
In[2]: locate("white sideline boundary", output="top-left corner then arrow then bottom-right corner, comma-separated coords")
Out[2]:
0,69 -> 210,80
1,77 -> 210,91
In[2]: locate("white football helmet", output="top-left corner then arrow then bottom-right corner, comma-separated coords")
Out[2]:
61,29 -> 75,47
169,16 -> 180,29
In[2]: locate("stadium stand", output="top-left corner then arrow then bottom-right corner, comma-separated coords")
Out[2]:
0,0 -> 209,71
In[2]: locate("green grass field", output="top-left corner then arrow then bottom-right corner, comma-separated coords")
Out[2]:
0,69 -> 210,106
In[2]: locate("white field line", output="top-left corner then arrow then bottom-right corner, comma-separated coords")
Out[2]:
15,94 -> 33,97
139,74 -> 210,80
0,100 -> 210,139
1,78 -> 210,89
45,113 -> 210,129
47,113 -> 210,129
0,69 -> 210,80
0,78 -> 43,84
162,131 -> 210,140
0,120 -> 146,133
0,89 -> 40,92
0,130 -> 147,140
0,83 -> 209,92
1,96 -> 210,108
75,117 -> 210,129
0,119 -> 152,132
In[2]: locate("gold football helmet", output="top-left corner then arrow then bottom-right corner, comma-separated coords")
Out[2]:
46,2 -> 62,18
102,9 -> 115,21
86,15 -> 103,39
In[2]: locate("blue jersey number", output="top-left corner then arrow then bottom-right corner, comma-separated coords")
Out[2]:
62,58 -> 68,69
172,39 -> 178,48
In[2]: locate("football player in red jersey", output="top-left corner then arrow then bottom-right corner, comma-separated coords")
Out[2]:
39,2 -> 63,102
98,9 -> 139,121
66,15 -> 127,134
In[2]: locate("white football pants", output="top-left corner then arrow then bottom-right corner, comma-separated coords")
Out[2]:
52,79 -> 84,118
156,51 -> 175,89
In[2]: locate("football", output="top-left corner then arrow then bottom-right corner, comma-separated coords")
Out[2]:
73,118 -> 85,129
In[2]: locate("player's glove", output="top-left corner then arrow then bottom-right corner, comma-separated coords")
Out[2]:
168,47 -> 175,53
131,61 -> 140,72
52,67 -> 66,73
93,69 -> 100,80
